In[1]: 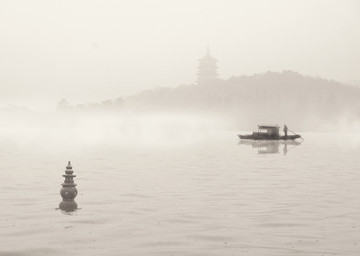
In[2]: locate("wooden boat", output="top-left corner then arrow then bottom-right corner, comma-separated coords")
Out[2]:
238,125 -> 301,140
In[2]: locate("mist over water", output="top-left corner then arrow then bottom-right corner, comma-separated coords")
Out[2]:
1,0 -> 360,255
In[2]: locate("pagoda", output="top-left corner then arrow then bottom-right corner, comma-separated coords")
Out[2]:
197,46 -> 219,85
59,161 -> 78,212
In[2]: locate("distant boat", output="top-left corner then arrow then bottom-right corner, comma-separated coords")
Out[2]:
238,125 -> 301,140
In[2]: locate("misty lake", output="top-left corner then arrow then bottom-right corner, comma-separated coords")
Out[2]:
1,130 -> 360,256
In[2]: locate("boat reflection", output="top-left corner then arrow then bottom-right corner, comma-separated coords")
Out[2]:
238,140 -> 302,155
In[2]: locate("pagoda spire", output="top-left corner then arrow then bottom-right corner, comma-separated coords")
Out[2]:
197,46 -> 219,85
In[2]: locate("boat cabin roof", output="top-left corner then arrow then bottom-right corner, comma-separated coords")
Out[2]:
258,125 -> 279,129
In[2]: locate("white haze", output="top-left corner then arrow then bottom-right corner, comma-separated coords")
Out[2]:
0,0 -> 360,110
2,2 -> 360,254
0,112 -> 231,150
1,111 -> 360,153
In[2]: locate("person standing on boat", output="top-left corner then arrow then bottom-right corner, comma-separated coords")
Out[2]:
283,124 -> 288,138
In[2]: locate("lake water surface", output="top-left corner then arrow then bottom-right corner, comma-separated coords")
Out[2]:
1,131 -> 360,256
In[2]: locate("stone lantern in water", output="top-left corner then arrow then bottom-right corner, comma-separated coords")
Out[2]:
59,161 -> 78,211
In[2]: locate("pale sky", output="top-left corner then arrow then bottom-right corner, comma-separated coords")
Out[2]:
0,0 -> 359,110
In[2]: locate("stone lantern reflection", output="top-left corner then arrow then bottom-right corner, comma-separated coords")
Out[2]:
59,161 -> 78,212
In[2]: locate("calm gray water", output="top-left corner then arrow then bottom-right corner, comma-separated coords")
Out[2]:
1,131 -> 360,256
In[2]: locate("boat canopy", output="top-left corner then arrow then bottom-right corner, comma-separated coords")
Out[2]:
258,125 -> 280,129
257,125 -> 280,136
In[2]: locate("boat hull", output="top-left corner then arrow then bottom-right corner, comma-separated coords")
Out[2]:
238,134 -> 301,140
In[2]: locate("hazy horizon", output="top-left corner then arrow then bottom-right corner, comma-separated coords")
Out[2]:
1,0 -> 359,110
2,2 -> 360,255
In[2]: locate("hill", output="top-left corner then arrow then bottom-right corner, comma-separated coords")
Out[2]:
125,71 -> 360,130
